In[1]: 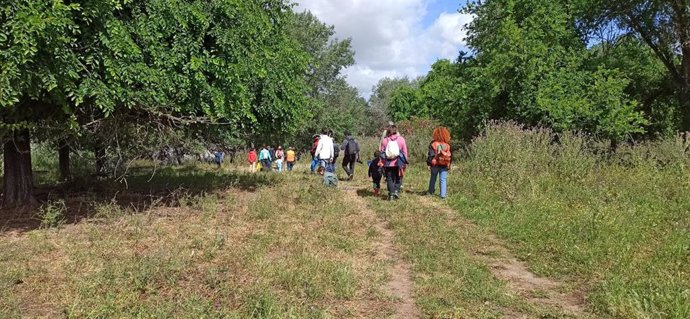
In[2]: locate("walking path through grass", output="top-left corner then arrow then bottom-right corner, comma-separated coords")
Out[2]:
341,185 -> 421,318
346,174 -> 593,318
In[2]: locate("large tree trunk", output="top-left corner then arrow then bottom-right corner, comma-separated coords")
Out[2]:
58,140 -> 71,181
681,42 -> 690,131
2,129 -> 35,208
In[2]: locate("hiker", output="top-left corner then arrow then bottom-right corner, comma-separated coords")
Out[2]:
368,150 -> 383,195
268,146 -> 276,169
247,147 -> 258,173
379,125 -> 408,200
341,131 -> 360,180
330,130 -> 340,173
258,145 -> 272,172
286,147 -> 297,172
214,149 -> 224,168
314,129 -> 335,175
380,121 -> 404,189
275,146 -> 285,173
427,127 -> 453,199
310,134 -> 320,173
380,121 -> 394,144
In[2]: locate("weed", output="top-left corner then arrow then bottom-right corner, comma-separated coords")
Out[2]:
37,200 -> 66,229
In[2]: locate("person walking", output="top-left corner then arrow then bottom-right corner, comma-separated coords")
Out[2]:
427,127 -> 453,199
258,145 -> 272,172
379,125 -> 408,200
314,129 -> 335,175
275,146 -> 285,173
214,149 -> 224,168
310,134 -> 320,173
286,147 -> 296,172
341,131 -> 360,180
247,147 -> 258,173
368,150 -> 383,195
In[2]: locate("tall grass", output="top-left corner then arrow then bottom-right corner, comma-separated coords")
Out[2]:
451,122 -> 690,318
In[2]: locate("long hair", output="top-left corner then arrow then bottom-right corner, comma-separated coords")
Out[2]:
432,127 -> 451,144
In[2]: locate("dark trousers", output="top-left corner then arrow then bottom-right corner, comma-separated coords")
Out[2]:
372,175 -> 382,189
342,154 -> 357,176
384,167 -> 401,195
261,159 -> 271,171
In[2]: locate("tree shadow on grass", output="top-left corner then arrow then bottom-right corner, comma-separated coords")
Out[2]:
0,167 -> 277,234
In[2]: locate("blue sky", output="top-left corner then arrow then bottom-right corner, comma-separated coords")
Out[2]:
295,0 -> 473,98
422,0 -> 467,28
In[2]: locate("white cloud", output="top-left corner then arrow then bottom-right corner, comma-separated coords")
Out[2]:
294,0 -> 472,98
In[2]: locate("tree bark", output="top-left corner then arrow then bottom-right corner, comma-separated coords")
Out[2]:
673,2 -> 690,131
2,129 -> 35,208
58,140 -> 71,181
681,43 -> 690,131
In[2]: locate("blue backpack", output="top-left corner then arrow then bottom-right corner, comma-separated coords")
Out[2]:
323,172 -> 338,188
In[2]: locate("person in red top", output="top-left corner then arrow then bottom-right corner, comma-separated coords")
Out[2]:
247,147 -> 258,173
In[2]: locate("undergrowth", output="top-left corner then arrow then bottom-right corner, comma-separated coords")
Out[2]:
448,122 -> 690,318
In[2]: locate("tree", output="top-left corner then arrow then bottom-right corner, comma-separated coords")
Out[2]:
1,0 -> 80,206
287,10 -> 365,145
388,85 -> 425,122
454,0 -> 647,140
1,0 -> 311,208
581,0 -> 690,130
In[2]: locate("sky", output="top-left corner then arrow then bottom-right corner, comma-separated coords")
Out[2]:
294,0 -> 473,98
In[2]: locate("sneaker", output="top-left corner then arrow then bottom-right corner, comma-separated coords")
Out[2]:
348,174 -> 354,181
373,189 -> 380,195
392,192 -> 400,200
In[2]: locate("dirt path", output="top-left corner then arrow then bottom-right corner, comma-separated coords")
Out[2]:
415,196 -> 587,317
341,186 -> 421,319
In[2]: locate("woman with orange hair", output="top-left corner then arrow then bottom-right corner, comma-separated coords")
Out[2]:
427,127 -> 453,199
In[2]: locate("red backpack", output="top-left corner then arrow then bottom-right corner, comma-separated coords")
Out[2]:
432,142 -> 452,167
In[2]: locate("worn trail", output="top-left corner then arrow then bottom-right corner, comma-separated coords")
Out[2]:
415,195 -> 588,317
341,185 -> 421,319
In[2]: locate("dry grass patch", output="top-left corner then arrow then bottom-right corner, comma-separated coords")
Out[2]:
0,169 -> 394,318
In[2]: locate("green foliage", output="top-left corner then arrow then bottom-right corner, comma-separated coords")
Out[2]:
380,0 -> 684,142
388,84 -> 425,122
37,200 -> 66,229
451,122 -> 690,318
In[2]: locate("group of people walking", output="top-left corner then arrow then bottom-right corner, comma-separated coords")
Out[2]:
246,145 -> 297,173
244,124 -> 454,201
311,130 -> 362,180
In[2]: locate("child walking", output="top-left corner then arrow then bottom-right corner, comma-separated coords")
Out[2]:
368,151 -> 383,195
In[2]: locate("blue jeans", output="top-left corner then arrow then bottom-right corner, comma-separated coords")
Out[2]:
276,159 -> 283,172
311,158 -> 318,172
428,166 -> 448,198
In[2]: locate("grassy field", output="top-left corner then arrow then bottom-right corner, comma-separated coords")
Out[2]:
443,123 -> 690,318
1,124 -> 689,318
1,167 -> 395,318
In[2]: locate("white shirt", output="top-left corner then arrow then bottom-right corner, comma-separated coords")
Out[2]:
315,135 -> 334,160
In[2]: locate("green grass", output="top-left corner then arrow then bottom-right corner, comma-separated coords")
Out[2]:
0,166 -> 393,318
359,167 -> 578,318
2,123 -> 689,318
444,123 -> 690,318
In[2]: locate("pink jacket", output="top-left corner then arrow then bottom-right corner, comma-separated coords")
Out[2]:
380,134 -> 408,167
